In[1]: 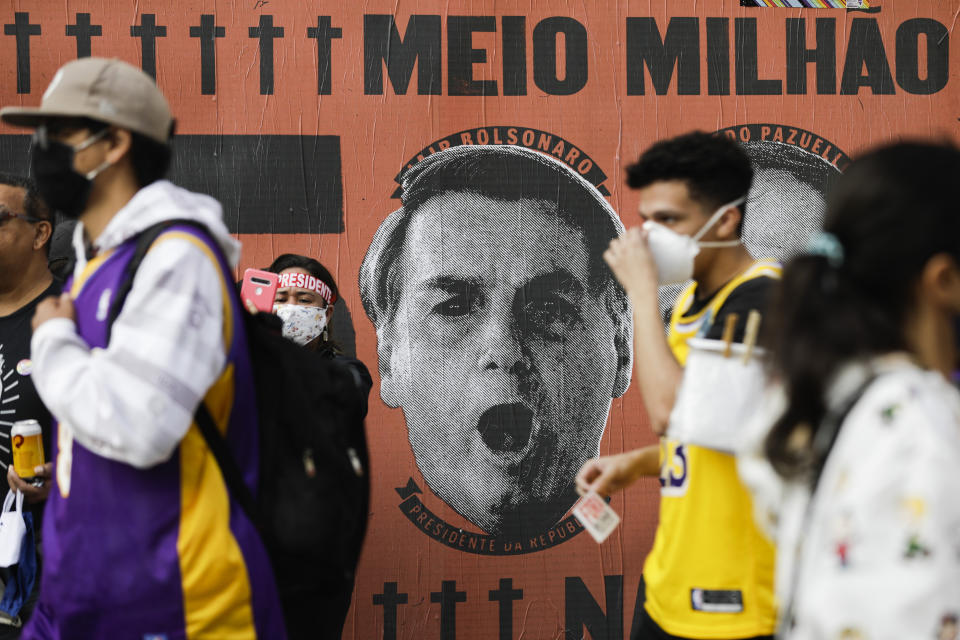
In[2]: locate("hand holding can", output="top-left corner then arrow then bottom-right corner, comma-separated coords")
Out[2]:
11,420 -> 45,480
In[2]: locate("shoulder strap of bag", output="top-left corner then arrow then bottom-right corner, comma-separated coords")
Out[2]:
808,374 -> 878,492
104,219 -> 263,532
106,218 -> 205,342
192,403 -> 261,531
778,372 -> 877,633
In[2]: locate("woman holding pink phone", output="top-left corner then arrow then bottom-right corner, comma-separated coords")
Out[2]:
261,253 -> 371,640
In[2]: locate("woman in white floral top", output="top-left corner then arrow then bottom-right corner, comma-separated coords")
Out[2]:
739,141 -> 960,640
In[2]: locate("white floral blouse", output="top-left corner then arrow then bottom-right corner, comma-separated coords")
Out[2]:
738,355 -> 960,640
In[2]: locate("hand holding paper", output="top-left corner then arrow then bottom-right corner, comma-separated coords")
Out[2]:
573,491 -> 621,544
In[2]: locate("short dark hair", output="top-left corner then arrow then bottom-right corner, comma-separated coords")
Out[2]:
0,172 -> 53,253
40,116 -> 172,188
130,130 -> 172,188
359,145 -> 626,328
0,172 -> 50,222
626,131 -> 754,236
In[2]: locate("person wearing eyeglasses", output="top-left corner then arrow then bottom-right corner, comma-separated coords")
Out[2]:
0,173 -> 55,637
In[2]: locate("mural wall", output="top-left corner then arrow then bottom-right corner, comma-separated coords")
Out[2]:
0,1 -> 954,637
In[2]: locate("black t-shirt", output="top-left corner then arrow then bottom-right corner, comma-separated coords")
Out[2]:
0,281 -> 59,511
672,277 -> 776,343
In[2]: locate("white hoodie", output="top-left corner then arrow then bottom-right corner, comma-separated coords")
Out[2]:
31,180 -> 241,469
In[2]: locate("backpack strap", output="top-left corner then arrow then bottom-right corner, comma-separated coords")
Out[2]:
106,219 -> 206,343
809,374 -> 877,492
778,372 -> 877,634
103,219 -> 264,533
193,403 -> 261,531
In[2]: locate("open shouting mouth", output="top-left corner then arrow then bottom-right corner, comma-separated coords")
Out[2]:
477,402 -> 535,456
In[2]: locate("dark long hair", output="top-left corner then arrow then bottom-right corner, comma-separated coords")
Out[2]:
764,142 -> 960,478
266,253 -> 342,355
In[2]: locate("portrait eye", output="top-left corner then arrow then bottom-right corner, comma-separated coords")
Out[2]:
521,294 -> 581,340
432,290 -> 481,317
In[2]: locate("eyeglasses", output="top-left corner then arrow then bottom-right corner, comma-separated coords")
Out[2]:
0,206 -> 42,225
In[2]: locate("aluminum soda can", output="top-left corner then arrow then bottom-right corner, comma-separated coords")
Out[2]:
11,419 -> 44,479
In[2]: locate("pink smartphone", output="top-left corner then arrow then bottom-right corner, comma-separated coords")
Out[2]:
240,269 -> 279,313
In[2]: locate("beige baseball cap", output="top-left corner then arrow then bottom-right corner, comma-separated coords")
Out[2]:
1,57 -> 173,144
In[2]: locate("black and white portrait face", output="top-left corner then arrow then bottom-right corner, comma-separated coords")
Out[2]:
740,140 -> 839,261
361,145 -> 631,537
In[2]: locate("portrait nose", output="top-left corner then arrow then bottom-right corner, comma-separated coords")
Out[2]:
477,307 -> 524,372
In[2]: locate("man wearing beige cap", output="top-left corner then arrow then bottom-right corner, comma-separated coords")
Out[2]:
1,58 -> 287,639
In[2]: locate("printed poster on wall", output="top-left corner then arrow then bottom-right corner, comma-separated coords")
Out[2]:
0,1 -> 954,637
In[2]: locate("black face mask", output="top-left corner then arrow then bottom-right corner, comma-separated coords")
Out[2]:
30,128 -> 110,219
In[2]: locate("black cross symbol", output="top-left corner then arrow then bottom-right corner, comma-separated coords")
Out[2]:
488,578 -> 524,640
248,15 -> 284,95
3,13 -> 40,93
130,15 -> 167,80
306,16 -> 342,95
430,581 -> 467,640
66,13 -> 102,58
372,582 -> 408,640
190,15 -> 226,95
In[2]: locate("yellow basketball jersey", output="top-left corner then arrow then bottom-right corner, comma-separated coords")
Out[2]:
643,260 -> 781,639
667,259 -> 782,366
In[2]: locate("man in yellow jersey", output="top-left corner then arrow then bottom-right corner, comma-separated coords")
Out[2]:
576,132 -> 780,640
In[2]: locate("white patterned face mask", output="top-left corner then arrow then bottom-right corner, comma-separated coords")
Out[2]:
273,303 -> 329,346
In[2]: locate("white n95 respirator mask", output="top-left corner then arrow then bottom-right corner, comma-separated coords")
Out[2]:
643,196 -> 746,286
